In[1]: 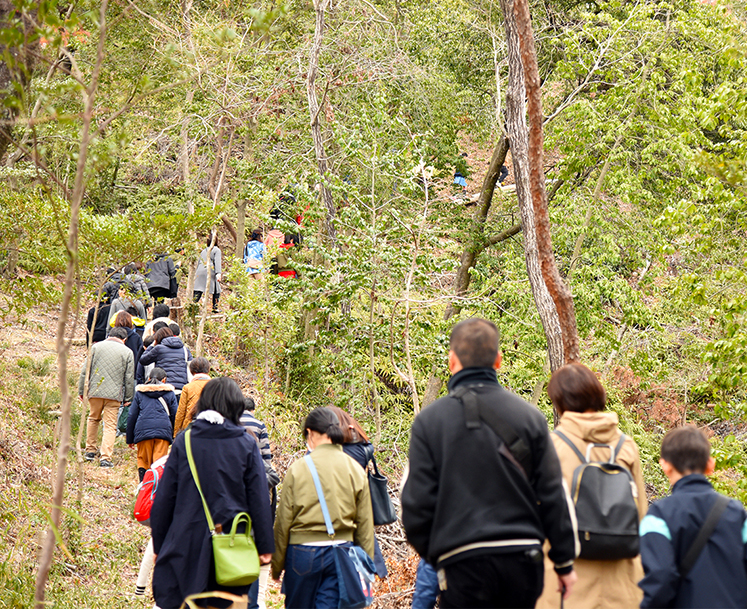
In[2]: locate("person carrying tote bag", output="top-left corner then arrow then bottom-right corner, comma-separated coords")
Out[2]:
272,407 -> 375,609
150,377 -> 274,609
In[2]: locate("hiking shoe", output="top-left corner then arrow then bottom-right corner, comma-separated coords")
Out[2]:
84,452 -> 96,462
99,459 -> 114,468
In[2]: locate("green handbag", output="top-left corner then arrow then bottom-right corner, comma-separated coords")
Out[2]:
185,429 -> 260,586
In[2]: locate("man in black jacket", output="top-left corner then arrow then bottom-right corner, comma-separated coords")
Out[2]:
402,318 -> 578,608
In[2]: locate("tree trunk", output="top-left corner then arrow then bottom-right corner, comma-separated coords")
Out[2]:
34,4 -> 108,606
0,1 -> 37,162
307,0 -> 336,245
512,0 -> 580,366
236,199 -> 247,259
501,0 -> 565,373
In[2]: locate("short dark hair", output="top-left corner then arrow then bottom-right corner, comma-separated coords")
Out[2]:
143,336 -> 155,349
196,377 -> 244,425
148,367 -> 167,382
303,407 -> 345,444
547,364 -> 606,414
168,323 -> 180,336
244,396 -> 255,411
152,321 -> 168,334
190,356 -> 210,375
126,305 -> 139,317
449,318 -> 500,369
661,426 -> 711,474
124,263 -> 137,275
153,303 -> 170,320
153,327 -> 173,344
109,327 -> 128,341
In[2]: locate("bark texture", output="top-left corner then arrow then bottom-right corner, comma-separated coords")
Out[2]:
502,0 -> 565,372
512,0 -> 580,366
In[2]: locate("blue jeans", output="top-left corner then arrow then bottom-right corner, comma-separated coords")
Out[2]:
412,559 -> 439,609
282,544 -> 349,609
248,579 -> 259,609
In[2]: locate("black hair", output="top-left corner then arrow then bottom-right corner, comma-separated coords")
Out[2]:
148,367 -> 167,382
153,303 -> 170,320
109,327 -> 128,341
244,396 -> 255,411
251,229 -> 263,242
190,356 -> 210,374
449,318 -> 500,369
168,323 -> 181,336
302,407 -> 345,445
126,305 -> 139,317
143,335 -> 155,349
195,377 -> 244,425
152,321 -> 168,333
661,426 -> 711,474
124,263 -> 137,275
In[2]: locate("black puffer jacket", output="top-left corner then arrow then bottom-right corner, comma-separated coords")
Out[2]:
401,367 -> 577,571
126,383 -> 178,445
139,336 -> 193,391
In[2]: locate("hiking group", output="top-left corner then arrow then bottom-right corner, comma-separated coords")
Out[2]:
80,307 -> 747,608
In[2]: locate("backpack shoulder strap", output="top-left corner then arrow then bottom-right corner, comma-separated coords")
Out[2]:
553,430 -> 587,464
613,434 -> 627,462
679,494 -> 731,577
454,385 -> 533,480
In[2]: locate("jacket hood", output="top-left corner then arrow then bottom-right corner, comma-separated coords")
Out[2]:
161,336 -> 185,349
137,383 -> 176,394
190,417 -> 247,439
557,411 -> 621,444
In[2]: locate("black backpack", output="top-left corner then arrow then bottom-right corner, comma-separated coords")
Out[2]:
554,430 -> 640,560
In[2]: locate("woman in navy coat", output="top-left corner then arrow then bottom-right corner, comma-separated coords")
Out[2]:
150,377 -> 274,609
139,326 -> 193,392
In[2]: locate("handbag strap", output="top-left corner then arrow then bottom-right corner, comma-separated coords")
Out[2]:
304,454 -> 335,539
370,454 -> 381,477
679,494 -> 730,577
185,429 -> 216,533
158,397 -> 169,416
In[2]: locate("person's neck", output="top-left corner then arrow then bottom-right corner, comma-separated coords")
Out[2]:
107,337 -> 124,344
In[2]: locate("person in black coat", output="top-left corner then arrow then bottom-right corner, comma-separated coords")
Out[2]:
150,377 -> 274,609
138,327 -> 193,393
126,367 -> 178,482
85,282 -> 119,345
329,405 -> 389,579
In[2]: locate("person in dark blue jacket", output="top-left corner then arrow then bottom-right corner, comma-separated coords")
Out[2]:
150,377 -> 274,609
126,367 -> 178,482
639,425 -> 747,608
138,327 -> 192,393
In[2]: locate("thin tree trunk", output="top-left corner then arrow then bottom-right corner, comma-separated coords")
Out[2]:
34,3 -> 108,606
236,199 -> 247,259
512,0 -> 580,365
307,0 -> 336,245
502,0 -> 565,375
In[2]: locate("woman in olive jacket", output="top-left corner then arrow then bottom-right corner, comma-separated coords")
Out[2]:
272,407 -> 374,609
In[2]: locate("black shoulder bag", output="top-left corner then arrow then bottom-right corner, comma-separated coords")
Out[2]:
451,384 -> 533,481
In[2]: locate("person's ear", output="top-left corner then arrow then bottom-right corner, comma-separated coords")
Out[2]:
705,456 -> 716,476
448,350 -> 461,374
659,458 -> 674,477
494,351 -> 502,371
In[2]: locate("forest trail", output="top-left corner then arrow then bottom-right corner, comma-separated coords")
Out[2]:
0,300 -> 417,608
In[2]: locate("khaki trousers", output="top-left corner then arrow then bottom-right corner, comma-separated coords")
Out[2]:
86,397 -> 120,461
136,438 -> 170,469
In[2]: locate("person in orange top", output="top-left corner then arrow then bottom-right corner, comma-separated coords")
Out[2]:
172,357 -> 211,437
